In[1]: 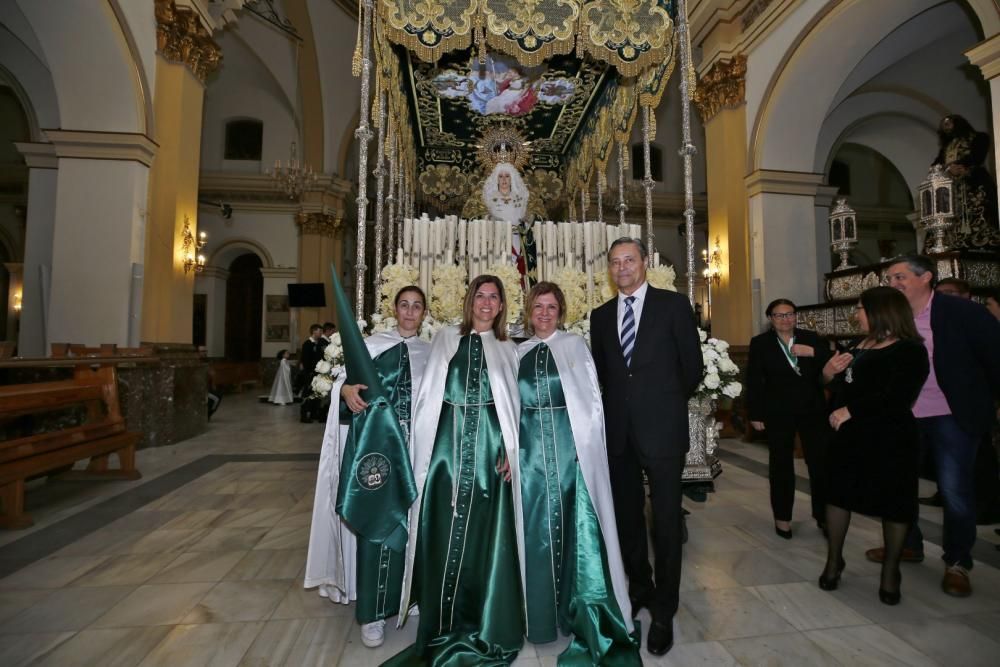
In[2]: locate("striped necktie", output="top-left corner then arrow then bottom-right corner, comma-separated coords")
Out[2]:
621,295 -> 636,367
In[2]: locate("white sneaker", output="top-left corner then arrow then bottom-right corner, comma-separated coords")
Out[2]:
361,620 -> 385,648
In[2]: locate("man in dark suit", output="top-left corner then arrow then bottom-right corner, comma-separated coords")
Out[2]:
866,254 -> 1000,597
297,324 -> 327,423
591,238 -> 703,655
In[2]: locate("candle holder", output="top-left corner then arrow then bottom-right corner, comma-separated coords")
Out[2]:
918,165 -> 954,254
828,197 -> 858,270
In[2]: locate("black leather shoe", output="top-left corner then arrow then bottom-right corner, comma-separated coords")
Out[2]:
647,620 -> 674,656
775,525 -> 793,540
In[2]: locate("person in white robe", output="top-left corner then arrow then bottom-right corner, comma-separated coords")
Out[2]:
267,349 -> 295,405
303,286 -> 430,649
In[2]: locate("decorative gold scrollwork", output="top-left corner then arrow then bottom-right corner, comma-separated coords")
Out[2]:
692,55 -> 747,123
154,0 -> 222,83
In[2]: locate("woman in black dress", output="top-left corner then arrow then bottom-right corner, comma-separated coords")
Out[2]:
746,299 -> 832,538
819,287 -> 929,605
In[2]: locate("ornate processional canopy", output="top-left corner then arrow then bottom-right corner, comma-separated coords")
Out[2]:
365,0 -> 686,216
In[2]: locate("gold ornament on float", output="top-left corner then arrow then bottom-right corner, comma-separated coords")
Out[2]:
475,125 -> 531,172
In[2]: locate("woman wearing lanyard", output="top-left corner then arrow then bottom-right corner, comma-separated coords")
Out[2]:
746,299 -> 833,538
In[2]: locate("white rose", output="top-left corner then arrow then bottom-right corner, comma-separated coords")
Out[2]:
331,333 -> 342,345
719,358 -> 738,374
703,348 -> 720,362
705,362 -> 718,376
372,313 -> 383,324
698,329 -> 708,342
715,339 -> 730,351
323,344 -> 337,360
704,373 -> 721,390
722,381 -> 742,398
311,374 -> 333,395
315,360 -> 332,375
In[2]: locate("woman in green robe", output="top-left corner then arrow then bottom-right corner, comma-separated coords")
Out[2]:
517,282 -> 641,665
387,275 -> 525,666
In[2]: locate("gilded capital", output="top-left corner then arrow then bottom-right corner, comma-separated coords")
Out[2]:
693,55 -> 748,123
155,0 -> 222,82
296,211 -> 343,238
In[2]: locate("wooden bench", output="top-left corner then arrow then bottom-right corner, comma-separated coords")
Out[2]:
0,362 -> 141,529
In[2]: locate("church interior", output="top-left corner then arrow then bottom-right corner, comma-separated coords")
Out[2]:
1,0 -> 1000,665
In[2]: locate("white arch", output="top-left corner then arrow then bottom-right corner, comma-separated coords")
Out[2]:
815,91 -> 941,192
15,0 -> 148,133
750,0 -> 946,173
208,237 -> 275,270
0,24 -> 60,134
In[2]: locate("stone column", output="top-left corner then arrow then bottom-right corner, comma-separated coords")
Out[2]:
142,0 -> 221,345
260,266 -> 297,358
195,265 -> 228,357
39,131 -> 156,349
695,55 -> 752,345
296,212 -> 343,340
745,170 -> 829,333
11,142 -> 57,357
966,35 -> 1000,216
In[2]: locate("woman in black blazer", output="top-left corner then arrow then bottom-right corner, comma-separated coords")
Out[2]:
746,299 -> 833,538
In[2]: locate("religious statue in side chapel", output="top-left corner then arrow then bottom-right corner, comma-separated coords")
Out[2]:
931,114 -> 1000,250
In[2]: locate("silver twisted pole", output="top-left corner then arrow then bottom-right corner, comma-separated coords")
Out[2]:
373,89 -> 387,291
617,142 -> 627,226
353,0 -> 374,320
677,0 -> 698,305
386,128 -> 397,260
597,173 -> 604,223
641,106 -> 655,265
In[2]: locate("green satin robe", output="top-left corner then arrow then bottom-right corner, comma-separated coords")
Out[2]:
353,341 -> 412,624
518,342 -> 641,665
386,334 -> 524,666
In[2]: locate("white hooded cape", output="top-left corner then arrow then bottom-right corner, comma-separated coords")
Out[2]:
398,326 -> 524,627
517,330 -> 634,633
303,330 -> 430,601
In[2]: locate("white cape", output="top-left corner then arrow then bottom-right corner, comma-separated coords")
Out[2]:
398,326 -> 524,627
517,330 -> 634,633
268,359 -> 295,405
303,330 -> 430,601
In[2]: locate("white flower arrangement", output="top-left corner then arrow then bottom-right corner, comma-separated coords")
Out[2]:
484,262 -> 524,324
312,321 -> 365,398
549,266 -> 590,325
377,263 -> 420,318
430,264 -> 467,325
695,329 -> 742,401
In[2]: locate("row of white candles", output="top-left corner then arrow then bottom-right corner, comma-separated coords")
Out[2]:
395,215 -> 644,305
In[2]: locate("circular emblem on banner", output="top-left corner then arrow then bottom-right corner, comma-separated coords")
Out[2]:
356,453 -> 390,491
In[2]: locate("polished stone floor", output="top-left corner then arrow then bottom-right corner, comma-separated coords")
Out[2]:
1,393 -> 999,666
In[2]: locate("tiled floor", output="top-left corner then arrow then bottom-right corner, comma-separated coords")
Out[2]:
1,394 -> 999,666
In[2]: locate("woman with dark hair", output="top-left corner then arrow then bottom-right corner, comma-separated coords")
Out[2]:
388,275 -> 524,664
746,298 -> 833,538
932,114 -> 1000,250
819,286 -> 929,605
304,285 -> 431,649
516,282 -> 640,663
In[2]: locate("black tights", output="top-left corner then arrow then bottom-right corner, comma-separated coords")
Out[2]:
823,504 -> 908,594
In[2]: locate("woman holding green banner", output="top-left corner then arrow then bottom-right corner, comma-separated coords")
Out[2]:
304,286 -> 430,649
387,274 -> 525,665
516,282 -> 641,664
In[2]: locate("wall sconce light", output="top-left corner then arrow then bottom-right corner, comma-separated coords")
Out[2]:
182,215 -> 207,274
702,236 -> 723,286
12,292 -> 22,312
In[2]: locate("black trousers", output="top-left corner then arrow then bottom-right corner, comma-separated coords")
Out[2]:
975,432 -> 1000,519
608,430 -> 684,622
765,413 -> 830,523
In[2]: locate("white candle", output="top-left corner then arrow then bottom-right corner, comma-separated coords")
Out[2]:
585,221 -> 594,306
458,219 -> 467,271
403,217 -> 413,264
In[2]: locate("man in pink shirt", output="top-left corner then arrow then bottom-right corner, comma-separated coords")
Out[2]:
866,255 -> 1000,597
